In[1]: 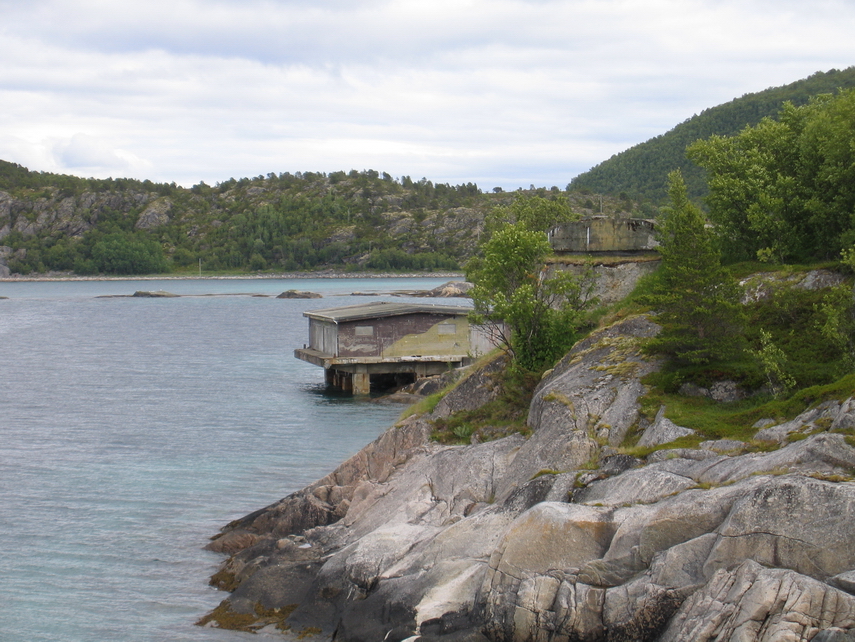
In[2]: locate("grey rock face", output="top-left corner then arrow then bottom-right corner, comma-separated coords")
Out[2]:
528,314 -> 662,449
431,354 -> 506,419
201,315 -> 855,641
422,281 -> 473,298
740,269 -> 847,303
660,560 -> 855,642
547,260 -> 661,306
135,197 -> 172,229
755,399 -> 846,443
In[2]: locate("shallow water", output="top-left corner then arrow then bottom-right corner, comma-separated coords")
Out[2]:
0,277 -> 458,641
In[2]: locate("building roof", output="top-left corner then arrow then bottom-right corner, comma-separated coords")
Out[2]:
303,301 -> 472,323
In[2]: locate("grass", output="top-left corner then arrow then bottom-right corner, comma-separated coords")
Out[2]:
726,259 -> 840,280
430,398 -> 533,444
398,349 -> 507,425
430,365 -> 538,444
398,390 -> 444,421
635,373 -> 855,444
547,253 -> 661,267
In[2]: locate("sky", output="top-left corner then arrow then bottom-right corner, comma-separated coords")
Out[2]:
1,0 -> 854,191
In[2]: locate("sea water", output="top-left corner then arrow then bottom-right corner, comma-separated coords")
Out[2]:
0,277 -> 458,642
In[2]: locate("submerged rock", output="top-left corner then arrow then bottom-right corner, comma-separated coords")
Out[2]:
276,290 -> 322,299
132,290 -> 178,297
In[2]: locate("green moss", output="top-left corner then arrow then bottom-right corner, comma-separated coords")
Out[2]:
542,391 -> 575,409
196,601 -> 298,633
209,568 -> 239,592
399,390 -> 444,420
633,372 -> 855,445
196,603 -> 258,631
531,469 -> 563,480
430,364 -> 538,444
814,416 -> 834,430
808,472 -> 855,483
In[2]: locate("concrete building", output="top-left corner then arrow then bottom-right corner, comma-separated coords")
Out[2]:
294,301 -> 495,394
549,216 -> 658,254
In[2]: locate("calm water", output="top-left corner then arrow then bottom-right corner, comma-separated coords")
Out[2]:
0,277 -> 458,642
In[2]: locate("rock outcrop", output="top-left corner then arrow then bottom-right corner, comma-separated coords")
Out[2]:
0,188 -> 154,241
277,290 -> 323,299
739,269 -> 847,304
200,315 -> 855,641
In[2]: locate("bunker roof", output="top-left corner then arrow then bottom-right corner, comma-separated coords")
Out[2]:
303,301 -> 472,323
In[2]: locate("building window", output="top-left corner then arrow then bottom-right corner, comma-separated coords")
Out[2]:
438,323 -> 457,335
354,325 -> 374,337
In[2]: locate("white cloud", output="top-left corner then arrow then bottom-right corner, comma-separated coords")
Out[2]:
52,133 -> 131,170
0,0 -> 854,189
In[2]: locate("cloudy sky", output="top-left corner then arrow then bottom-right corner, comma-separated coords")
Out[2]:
1,0 -> 854,190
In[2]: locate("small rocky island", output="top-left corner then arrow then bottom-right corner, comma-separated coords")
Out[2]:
199,314 -> 855,642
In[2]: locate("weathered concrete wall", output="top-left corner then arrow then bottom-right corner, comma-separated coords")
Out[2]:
550,216 -> 658,253
335,313 -> 468,358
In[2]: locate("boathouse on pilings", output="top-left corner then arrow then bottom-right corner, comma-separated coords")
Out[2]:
294,301 -> 494,395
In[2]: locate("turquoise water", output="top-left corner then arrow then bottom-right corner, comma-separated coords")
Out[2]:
0,277 -> 457,641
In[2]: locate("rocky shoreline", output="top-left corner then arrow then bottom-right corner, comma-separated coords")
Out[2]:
199,315 -> 855,641
0,270 -> 465,283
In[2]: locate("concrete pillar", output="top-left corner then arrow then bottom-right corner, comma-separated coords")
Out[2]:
352,372 -> 371,395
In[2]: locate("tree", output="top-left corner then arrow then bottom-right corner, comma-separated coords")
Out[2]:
688,89 -> 855,262
467,220 -> 596,372
90,232 -> 168,275
645,171 -> 745,364
482,193 -> 577,242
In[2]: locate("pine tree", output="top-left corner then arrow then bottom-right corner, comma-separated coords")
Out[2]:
646,171 -> 746,364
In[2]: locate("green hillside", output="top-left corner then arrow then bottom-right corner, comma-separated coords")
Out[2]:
569,67 -> 855,204
0,163 -> 627,276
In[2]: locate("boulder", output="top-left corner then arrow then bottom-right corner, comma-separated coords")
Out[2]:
703,475 -> 855,581
637,405 -> 696,448
527,314 -> 662,450
422,281 -> 473,298
755,400 -> 844,443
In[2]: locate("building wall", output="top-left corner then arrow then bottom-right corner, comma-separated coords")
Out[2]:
549,217 -> 658,253
335,313 -> 469,358
309,319 -> 338,355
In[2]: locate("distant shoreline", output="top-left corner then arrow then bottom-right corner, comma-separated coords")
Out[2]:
0,271 -> 465,283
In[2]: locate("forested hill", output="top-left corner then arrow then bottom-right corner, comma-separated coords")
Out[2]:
0,162 -> 629,276
569,67 -> 855,204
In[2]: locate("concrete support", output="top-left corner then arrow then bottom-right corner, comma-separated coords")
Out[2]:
352,372 -> 371,395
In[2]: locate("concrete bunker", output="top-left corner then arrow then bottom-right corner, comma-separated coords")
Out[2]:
294,301 -> 495,394
549,216 -> 658,254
